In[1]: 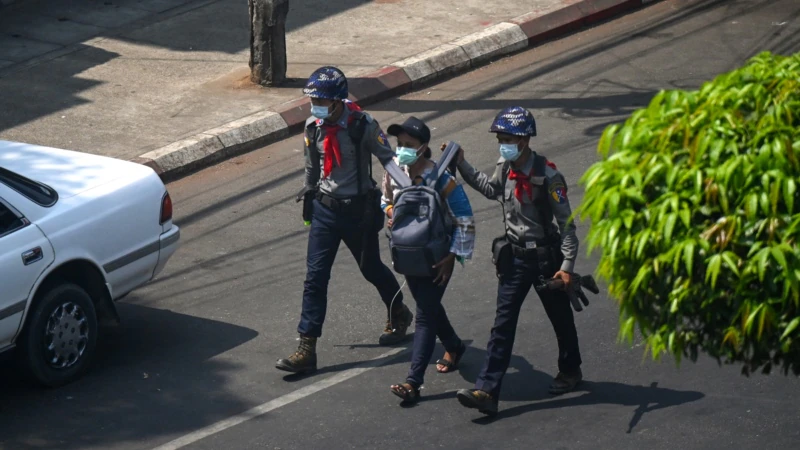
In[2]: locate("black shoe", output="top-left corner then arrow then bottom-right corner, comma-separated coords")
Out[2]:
456,389 -> 498,416
548,368 -> 582,395
276,335 -> 318,374
379,304 -> 413,346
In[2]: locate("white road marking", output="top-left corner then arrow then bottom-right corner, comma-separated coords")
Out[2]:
151,347 -> 408,450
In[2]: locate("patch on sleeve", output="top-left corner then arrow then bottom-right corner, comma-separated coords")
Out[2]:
376,129 -> 388,146
549,182 -> 567,204
304,136 -> 311,147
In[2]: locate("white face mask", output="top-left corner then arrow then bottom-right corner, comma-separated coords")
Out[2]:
396,145 -> 423,166
311,105 -> 331,120
499,142 -> 521,161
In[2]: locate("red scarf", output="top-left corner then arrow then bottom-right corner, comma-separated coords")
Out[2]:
508,168 -> 533,203
507,158 -> 558,202
319,101 -> 363,178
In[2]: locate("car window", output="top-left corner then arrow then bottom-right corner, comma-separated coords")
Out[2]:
0,167 -> 58,207
0,199 -> 28,238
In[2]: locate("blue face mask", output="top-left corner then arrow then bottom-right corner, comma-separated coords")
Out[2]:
499,143 -> 521,161
396,146 -> 422,166
311,105 -> 331,120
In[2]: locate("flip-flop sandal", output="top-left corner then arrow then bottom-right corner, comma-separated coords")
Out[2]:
390,382 -> 420,402
436,341 -> 467,373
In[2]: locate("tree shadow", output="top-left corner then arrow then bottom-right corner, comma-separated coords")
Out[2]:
0,137 -> 127,193
0,302 -> 259,449
368,0 -> 800,135
0,44 -> 118,137
0,0 -> 383,136
0,0 -> 372,57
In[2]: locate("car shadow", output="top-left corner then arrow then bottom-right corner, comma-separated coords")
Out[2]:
0,302 -> 258,449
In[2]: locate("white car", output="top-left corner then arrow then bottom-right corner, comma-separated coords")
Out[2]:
0,140 -> 180,387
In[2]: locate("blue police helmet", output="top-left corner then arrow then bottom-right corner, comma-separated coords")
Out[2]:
303,66 -> 348,100
489,107 -> 537,137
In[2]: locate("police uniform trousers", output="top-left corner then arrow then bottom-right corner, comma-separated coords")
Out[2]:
405,275 -> 462,387
475,255 -> 582,398
298,197 -> 404,338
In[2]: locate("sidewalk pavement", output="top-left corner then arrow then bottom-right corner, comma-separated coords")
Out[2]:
0,0 -> 658,180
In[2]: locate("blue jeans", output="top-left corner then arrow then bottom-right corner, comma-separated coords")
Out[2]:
405,274 -> 462,387
298,198 -> 405,338
475,256 -> 581,399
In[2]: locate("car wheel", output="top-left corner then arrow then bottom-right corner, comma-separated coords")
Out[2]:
19,283 -> 98,388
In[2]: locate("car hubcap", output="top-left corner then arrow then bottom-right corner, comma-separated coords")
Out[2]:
44,302 -> 89,369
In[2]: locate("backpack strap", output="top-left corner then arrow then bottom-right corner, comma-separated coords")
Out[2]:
348,111 -> 369,196
425,141 -> 460,187
531,153 -> 551,218
385,163 -> 413,189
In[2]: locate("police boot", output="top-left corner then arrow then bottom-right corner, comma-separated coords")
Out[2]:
456,389 -> 498,417
548,368 -> 582,395
276,335 -> 317,374
379,304 -> 413,346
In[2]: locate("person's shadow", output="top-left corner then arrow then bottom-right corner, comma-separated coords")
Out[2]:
426,345 -> 706,432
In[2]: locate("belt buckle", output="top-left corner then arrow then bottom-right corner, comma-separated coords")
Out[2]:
525,241 -> 537,249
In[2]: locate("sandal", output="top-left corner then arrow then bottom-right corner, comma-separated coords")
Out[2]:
436,341 -> 467,373
390,382 -> 420,402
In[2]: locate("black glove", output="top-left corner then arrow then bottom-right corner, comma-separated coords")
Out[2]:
296,186 -> 316,225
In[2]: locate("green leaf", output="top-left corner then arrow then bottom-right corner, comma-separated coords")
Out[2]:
683,241 -> 696,274
781,317 -> 800,340
757,247 -> 770,282
706,255 -> 722,288
679,208 -> 691,228
620,316 -> 636,344
744,303 -> 765,335
664,213 -> 678,241
785,178 -> 797,213
771,246 -> 788,271
722,252 -> 741,277
745,194 -> 759,220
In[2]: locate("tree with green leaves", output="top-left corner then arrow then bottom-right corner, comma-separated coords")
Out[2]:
577,51 -> 800,376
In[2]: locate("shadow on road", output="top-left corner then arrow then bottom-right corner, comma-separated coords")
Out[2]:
0,302 -> 258,449
370,0 -> 800,144
438,344 -> 705,432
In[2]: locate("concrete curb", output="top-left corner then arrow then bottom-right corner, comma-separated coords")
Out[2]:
135,0 -> 659,182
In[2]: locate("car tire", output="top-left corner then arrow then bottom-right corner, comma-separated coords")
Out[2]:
19,283 -> 99,388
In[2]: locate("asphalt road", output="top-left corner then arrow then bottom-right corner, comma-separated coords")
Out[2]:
2,0 -> 800,449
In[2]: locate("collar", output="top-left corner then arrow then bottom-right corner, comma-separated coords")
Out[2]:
511,150 -> 535,174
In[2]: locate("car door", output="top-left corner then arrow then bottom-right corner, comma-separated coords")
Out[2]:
0,197 -> 55,350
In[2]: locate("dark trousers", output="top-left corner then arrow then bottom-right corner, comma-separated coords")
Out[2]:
405,275 -> 462,387
298,198 -> 404,338
475,256 -> 581,399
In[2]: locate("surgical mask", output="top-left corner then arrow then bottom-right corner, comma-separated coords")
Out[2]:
499,143 -> 521,161
311,105 -> 331,120
396,146 -> 422,166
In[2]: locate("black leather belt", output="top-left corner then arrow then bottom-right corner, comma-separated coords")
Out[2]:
510,238 -> 559,260
316,192 -> 364,212
510,243 -> 541,260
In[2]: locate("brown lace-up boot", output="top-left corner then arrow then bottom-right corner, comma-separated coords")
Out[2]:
276,335 -> 317,373
379,304 -> 413,346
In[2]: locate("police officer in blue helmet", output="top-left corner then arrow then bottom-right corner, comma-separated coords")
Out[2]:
276,66 -> 413,374
451,106 -> 583,415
